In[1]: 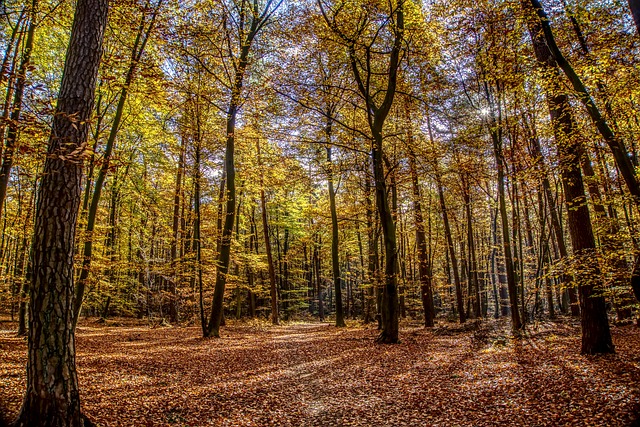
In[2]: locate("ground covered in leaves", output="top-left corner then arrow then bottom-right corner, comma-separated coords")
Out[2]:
1,317 -> 640,426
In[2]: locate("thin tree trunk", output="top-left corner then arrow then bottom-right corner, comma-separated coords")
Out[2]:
437,175 -> 465,323
257,139 -> 278,324
169,137 -> 185,323
326,141 -> 345,327
73,1 -> 162,326
486,86 -> 522,331
0,0 -> 37,219
408,145 -> 435,327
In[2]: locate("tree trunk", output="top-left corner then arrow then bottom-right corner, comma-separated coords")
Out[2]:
257,139 -> 278,325
408,146 -> 435,327
437,175 -> 465,323
10,0 -> 107,424
372,128 -> 398,343
326,142 -> 345,327
74,3 -> 161,325
530,133 -> 579,315
523,0 -> 613,354
487,97 -> 522,331
169,136 -> 185,323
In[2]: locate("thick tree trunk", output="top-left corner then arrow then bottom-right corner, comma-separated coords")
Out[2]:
10,0 -> 107,425
372,129 -> 398,343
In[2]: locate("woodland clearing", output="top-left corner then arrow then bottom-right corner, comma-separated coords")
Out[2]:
1,318 -> 639,427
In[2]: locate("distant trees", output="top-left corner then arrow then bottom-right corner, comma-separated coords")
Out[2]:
0,0 -> 638,355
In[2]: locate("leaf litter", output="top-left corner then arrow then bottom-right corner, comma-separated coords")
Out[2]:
1,318 -> 639,426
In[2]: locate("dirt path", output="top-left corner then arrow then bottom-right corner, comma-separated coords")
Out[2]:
1,320 -> 639,426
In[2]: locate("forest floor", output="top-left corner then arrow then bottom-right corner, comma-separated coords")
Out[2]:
1,317 -> 640,427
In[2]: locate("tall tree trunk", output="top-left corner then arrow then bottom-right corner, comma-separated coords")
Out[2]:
372,128 -> 398,342
487,90 -> 522,331
320,0 -> 404,343
523,0 -> 614,354
528,0 -> 640,202
437,175 -> 465,323
11,0 -> 107,424
205,4 -> 279,336
326,141 -> 345,327
529,133 -> 578,315
194,130 -> 206,336
257,139 -> 278,324
408,145 -> 435,327
73,1 -> 162,326
169,137 -> 185,323
463,183 -> 481,319
363,175 -> 376,324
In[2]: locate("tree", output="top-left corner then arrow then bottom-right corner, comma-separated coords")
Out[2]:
405,101 -> 435,327
206,0 -> 283,338
10,0 -> 108,424
326,143 -> 346,327
319,0 -> 405,343
73,0 -> 163,327
521,0 -> 614,354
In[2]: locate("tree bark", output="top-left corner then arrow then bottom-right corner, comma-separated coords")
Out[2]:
206,1 -> 281,337
10,0 -> 107,424
486,87 -> 522,331
437,175 -> 465,323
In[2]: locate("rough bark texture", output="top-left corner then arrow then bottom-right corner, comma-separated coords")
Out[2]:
10,0 -> 108,425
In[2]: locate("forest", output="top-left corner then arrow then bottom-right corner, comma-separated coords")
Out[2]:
1,0 -> 640,425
